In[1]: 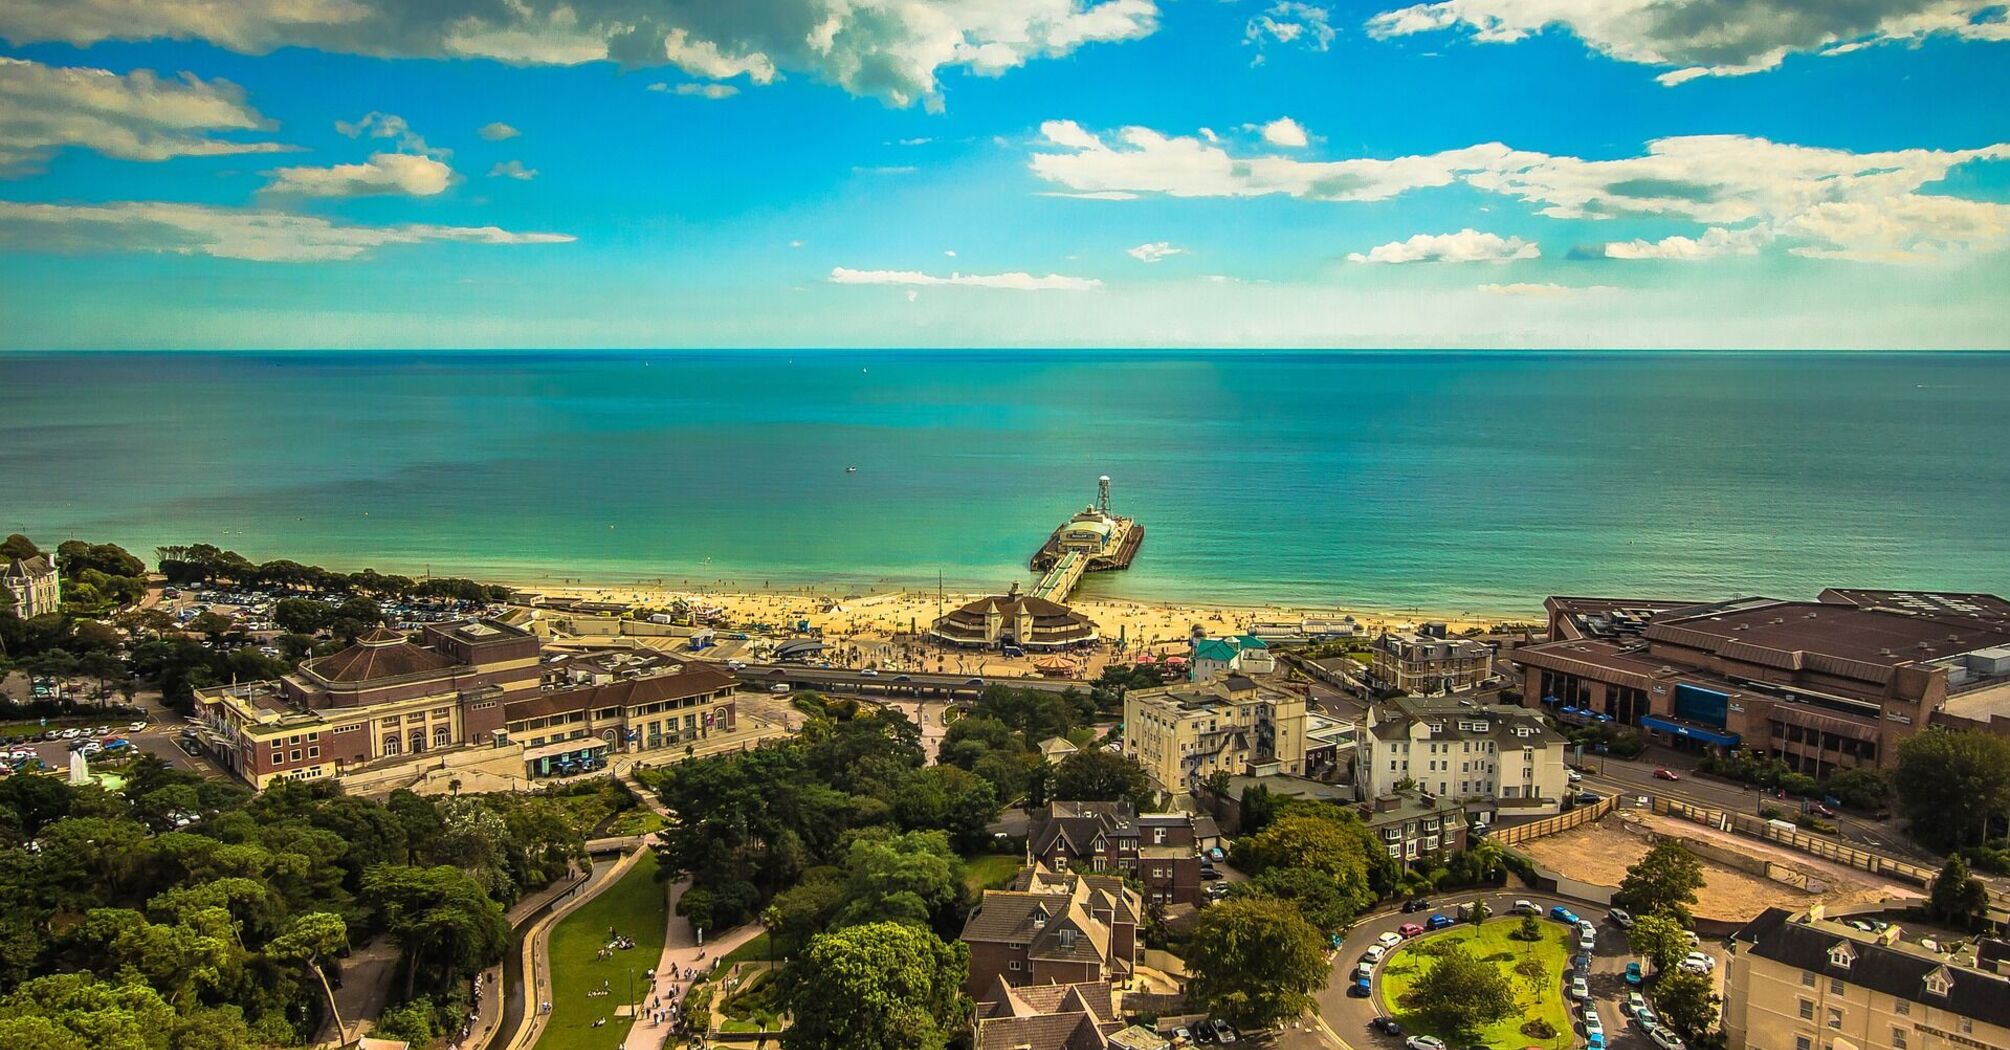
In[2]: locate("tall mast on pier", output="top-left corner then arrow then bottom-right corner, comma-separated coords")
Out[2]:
1097,475 -> 1111,516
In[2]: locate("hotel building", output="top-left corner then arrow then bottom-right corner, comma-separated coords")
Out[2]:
960,863 -> 1142,999
1122,674 -> 1309,793
1026,801 -> 1212,907
1727,906 -> 2010,1050
1369,630 -> 1497,696
1511,590 -> 2010,773
2,554 -> 60,619
1357,696 -> 1571,815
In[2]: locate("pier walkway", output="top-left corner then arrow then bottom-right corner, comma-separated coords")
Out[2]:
1030,550 -> 1085,602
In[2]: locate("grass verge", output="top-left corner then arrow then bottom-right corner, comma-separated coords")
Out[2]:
532,854 -> 670,1050
1379,918 -> 1575,1050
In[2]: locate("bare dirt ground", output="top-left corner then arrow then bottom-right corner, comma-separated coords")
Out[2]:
1519,814 -> 1924,924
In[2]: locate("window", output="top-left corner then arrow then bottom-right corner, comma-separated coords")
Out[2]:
308,746 -> 319,759
1798,1000 -> 1814,1021
1924,970 -> 1952,997
1826,1008 -> 1842,1030
1795,1037 -> 1811,1050
1959,1019 -> 1974,1035
1801,972 -> 1816,988
1008,960 -> 1021,971
1891,1028 -> 1907,1050
1828,943 -> 1855,970
434,725 -> 451,748
383,736 -> 401,756
289,749 -> 301,761
1892,998 -> 1909,1016
1829,977 -> 1845,995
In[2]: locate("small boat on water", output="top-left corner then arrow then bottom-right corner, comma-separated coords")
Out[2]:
845,466 -> 858,473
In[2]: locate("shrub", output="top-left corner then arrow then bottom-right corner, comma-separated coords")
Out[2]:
1522,1019 -> 1558,1039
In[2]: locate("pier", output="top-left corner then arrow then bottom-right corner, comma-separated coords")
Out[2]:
1027,475 -> 1143,602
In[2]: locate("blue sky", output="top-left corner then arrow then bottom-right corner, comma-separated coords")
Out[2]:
2,1 -> 2007,349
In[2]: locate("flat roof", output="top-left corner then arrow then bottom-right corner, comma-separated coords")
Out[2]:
1652,599 -> 2010,667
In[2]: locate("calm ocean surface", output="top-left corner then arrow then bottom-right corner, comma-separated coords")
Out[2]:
3,350 -> 2005,615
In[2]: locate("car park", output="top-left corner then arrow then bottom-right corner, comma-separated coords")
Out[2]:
1398,923 -> 1424,938
1377,931 -> 1404,950
1370,1016 -> 1402,1035
1427,913 -> 1455,930
1609,907 -> 1635,928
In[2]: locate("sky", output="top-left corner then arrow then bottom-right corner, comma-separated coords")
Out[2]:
1,0 -> 2007,350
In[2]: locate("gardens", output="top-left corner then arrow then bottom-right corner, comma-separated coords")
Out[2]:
1379,918 -> 1577,1049
534,855 -> 670,1050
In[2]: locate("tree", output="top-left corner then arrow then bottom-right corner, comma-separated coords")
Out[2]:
1616,840 -> 1705,925
1401,943 -> 1517,1038
1239,784 -> 1278,835
1893,729 -> 2010,849
1184,897 -> 1329,1029
360,865 -> 509,999
1236,865 -> 1360,935
1230,814 -> 1379,918
781,922 -> 969,1050
1628,913 -> 1691,973
1514,956 -> 1548,1001
271,599 -> 332,636
1928,854 -> 1989,929
266,912 -> 349,1037
1824,767 -> 1890,811
1517,913 -> 1543,941
891,766 -> 998,852
1051,749 -> 1154,808
0,534 -> 39,560
1653,967 -> 1720,1038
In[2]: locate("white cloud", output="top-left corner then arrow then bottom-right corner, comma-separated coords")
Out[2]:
334,111 -> 437,154
489,159 -> 537,180
0,0 -> 1164,108
1365,1 -> 2010,84
477,121 -> 519,141
944,249 -> 957,256
0,199 -> 572,262
1032,121 -> 2010,263
1602,225 -> 1769,261
0,56 -> 290,171
1126,241 -> 1184,262
829,266 -> 1101,291
265,152 -> 455,197
1257,117 -> 1310,148
1479,281 -> 1614,295
670,83 -> 739,99
1246,3 -> 1337,59
1347,228 -> 1539,263
788,239 -> 804,248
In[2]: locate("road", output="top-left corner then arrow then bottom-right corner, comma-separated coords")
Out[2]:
730,661 -> 1083,698
1318,890 -> 1723,1050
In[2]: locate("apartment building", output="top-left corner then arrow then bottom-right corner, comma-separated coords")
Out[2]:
1727,906 -> 2010,1050
1027,801 -> 1209,907
1357,696 -> 1570,814
1122,674 -> 1308,793
1513,590 -> 2010,773
1357,790 -> 1478,863
960,864 -> 1142,999
1370,630 -> 1496,696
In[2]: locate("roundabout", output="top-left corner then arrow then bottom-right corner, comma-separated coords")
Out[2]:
1317,891 -> 1661,1050
1374,915 -> 1575,1049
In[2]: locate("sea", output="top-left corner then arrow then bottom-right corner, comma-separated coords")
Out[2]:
3,350 -> 2005,617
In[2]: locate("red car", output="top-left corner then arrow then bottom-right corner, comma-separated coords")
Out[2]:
1398,923 -> 1425,938
1653,768 -> 1680,781
1810,803 -> 1837,818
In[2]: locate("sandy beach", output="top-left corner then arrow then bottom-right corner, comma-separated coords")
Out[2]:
517,581 -> 1539,678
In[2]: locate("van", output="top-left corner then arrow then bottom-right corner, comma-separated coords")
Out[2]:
770,683 -> 791,694
1767,818 -> 1797,834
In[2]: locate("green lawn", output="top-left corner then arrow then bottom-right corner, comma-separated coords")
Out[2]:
1379,918 -> 1576,1050
533,854 -> 670,1050
962,853 -> 1025,896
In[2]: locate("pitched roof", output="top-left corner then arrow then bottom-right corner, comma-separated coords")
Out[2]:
504,662 -> 736,720
1735,908 -> 2010,1030
2,554 -> 54,580
303,632 -> 459,683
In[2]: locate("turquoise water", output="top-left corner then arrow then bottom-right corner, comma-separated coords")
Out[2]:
3,350 -> 2005,615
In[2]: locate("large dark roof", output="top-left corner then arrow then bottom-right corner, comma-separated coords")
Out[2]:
304,632 -> 459,683
505,662 -> 736,720
2,555 -> 54,580
1649,598 -> 2010,671
1735,908 -> 2010,1030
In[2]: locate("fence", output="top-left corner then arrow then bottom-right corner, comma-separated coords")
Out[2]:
1650,798 -> 1939,887
1493,795 -> 1616,846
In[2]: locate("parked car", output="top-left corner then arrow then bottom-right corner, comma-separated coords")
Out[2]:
1625,961 -> 1645,986
1402,897 -> 1432,913
1206,882 -> 1230,901
1370,1016 -> 1403,1035
1609,907 -> 1636,928
1398,923 -> 1424,938
1654,767 -> 1681,781
1191,1022 -> 1215,1045
1550,906 -> 1581,925
1576,791 -> 1602,805
1680,951 -> 1715,974
1212,1020 -> 1238,1044
1683,930 -> 1701,947
1513,899 -> 1537,914
1377,931 -> 1404,950
1172,1025 -> 1190,1043
1579,928 -> 1598,951
1427,913 -> 1455,930
1356,961 -> 1375,982
127,721 -> 147,732
177,740 -> 202,756
1405,1037 -> 1447,1050
1363,945 -> 1387,964
1350,976 -> 1372,997
1569,976 -> 1590,1001
1811,802 -> 1838,818
1584,1009 -> 1604,1041
1199,867 -> 1223,881
1566,768 -> 1583,782
1648,1025 -> 1687,1050
1586,1032 -> 1607,1050
1571,953 -> 1591,975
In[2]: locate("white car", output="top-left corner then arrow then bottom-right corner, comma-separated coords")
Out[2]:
1567,769 -> 1584,782
1680,951 -> 1715,974
1363,945 -> 1388,964
1583,1009 -> 1604,1040
1579,928 -> 1598,951
1377,931 -> 1404,950
1355,961 -> 1375,981
1513,899 -> 1537,914
127,721 -> 148,732
1683,930 -> 1701,947
1570,976 -> 1590,1001
1649,1025 -> 1687,1050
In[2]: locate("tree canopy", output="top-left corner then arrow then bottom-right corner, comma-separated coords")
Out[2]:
1615,840 -> 1705,926
1400,943 -> 1518,1038
1184,897 -> 1330,1028
1051,749 -> 1155,809
781,922 -> 969,1050
1893,729 -> 2010,849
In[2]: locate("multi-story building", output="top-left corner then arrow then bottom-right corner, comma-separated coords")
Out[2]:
1357,696 -> 1570,814
195,621 -> 738,790
972,979 -> 1147,1050
1512,590 -> 2010,773
2,553 -> 60,619
1026,801 -> 1207,907
1727,905 -> 2010,1050
1191,634 -> 1274,681
1356,790 -> 1481,864
1122,674 -> 1308,793
1370,631 -> 1496,696
960,863 -> 1142,999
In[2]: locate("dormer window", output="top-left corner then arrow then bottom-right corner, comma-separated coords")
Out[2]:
1032,908 -> 1048,928
1827,942 -> 1855,970
1923,968 -> 1952,997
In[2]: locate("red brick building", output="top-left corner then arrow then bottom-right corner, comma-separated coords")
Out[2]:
1027,801 -> 1207,907
960,864 -> 1142,999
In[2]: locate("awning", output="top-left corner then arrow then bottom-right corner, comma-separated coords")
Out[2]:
1640,715 -> 1740,748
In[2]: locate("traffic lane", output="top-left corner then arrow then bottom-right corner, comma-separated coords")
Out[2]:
1321,891 -> 1664,1050
1580,759 -> 1911,854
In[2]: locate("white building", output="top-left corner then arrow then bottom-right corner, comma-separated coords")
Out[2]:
1357,697 -> 1570,815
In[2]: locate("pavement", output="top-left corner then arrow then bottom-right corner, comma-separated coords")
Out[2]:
1316,889 -> 1725,1050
